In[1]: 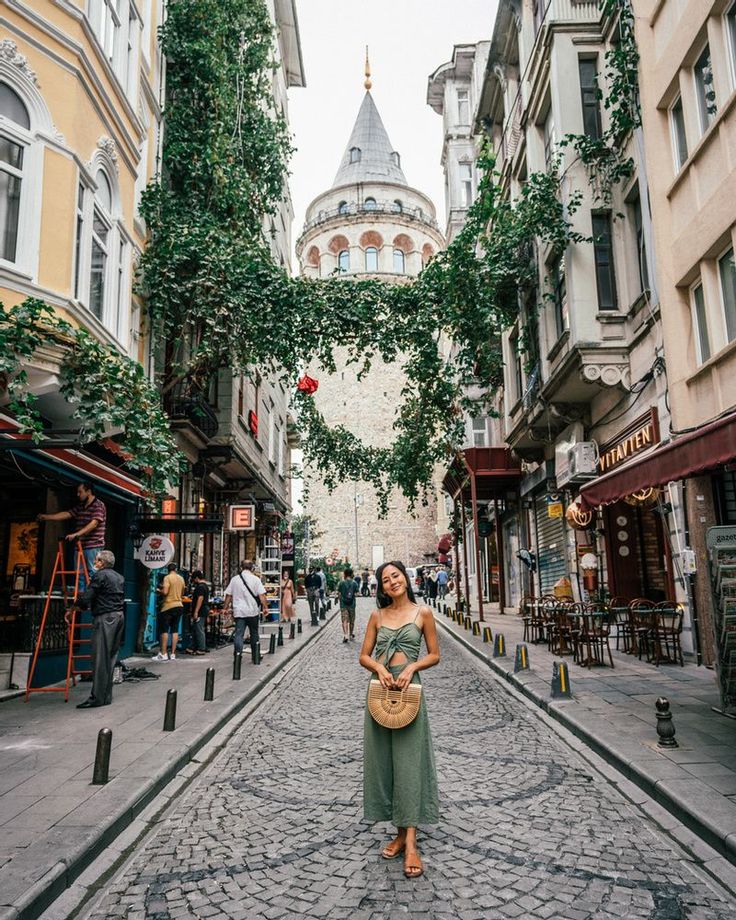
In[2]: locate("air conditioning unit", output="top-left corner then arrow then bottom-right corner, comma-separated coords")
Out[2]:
567,442 -> 597,482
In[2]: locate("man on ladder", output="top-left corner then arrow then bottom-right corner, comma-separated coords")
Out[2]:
37,480 -> 106,591
73,550 -> 125,709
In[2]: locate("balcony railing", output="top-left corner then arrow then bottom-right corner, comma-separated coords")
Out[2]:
522,363 -> 541,413
300,200 -> 439,235
164,381 -> 219,440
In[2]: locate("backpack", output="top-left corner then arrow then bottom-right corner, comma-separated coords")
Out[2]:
343,580 -> 356,605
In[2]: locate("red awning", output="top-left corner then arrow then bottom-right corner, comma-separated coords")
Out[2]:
579,410 -> 736,509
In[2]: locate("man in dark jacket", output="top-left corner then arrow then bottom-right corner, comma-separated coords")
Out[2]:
74,550 -> 125,709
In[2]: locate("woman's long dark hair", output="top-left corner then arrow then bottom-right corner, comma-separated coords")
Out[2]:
375,560 -> 417,609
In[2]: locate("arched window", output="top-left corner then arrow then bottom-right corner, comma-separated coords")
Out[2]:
391,151 -> 401,168
393,249 -> 405,273
338,249 -> 350,273
364,197 -> 377,211
89,169 -> 113,320
365,247 -> 378,272
338,200 -> 348,215
392,199 -> 403,213
349,147 -> 361,163
0,82 -> 31,263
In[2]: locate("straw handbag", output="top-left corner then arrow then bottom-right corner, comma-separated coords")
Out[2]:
367,680 -> 422,729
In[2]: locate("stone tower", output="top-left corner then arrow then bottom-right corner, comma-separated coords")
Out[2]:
296,66 -> 444,570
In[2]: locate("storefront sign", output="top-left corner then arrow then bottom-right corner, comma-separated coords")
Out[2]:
228,504 -> 255,531
599,409 -> 660,473
547,494 -> 563,519
138,535 -> 175,569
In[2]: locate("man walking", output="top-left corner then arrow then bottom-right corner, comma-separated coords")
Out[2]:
224,560 -> 268,660
74,550 -> 125,708
437,567 -> 449,601
187,570 -> 209,655
304,567 -> 321,626
153,562 -> 185,661
337,567 -> 357,643
37,480 -> 106,591
316,566 -> 327,615
361,569 -> 370,597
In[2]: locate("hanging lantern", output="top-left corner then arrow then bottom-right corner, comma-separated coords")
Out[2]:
623,487 -> 658,507
565,500 -> 593,530
296,374 -> 319,395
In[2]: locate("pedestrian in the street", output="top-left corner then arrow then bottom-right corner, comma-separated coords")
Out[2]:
186,570 -> 209,656
359,560 -> 440,879
281,569 -> 296,623
73,550 -> 125,708
37,480 -> 106,591
437,566 -> 449,601
153,563 -> 185,661
337,567 -> 358,642
369,571 -> 378,597
304,567 -> 321,625
223,560 -> 268,659
361,568 -> 370,597
427,568 -> 438,601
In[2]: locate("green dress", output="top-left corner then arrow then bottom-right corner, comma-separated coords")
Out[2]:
363,611 -> 439,826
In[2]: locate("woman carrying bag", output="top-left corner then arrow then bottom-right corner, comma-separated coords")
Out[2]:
281,570 -> 296,623
359,560 -> 440,879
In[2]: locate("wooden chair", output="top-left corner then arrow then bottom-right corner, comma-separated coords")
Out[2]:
581,602 -> 614,668
520,595 -> 536,643
629,599 -> 657,661
609,596 -> 630,651
653,601 -> 685,666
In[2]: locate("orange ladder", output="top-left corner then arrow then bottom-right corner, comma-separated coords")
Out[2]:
25,540 -> 91,702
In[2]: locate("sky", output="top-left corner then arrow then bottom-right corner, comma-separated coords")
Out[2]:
287,0 -> 498,253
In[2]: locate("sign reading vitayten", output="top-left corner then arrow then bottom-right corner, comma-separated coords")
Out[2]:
598,409 -> 660,474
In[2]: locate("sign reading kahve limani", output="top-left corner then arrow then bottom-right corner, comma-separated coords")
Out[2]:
598,409 -> 660,474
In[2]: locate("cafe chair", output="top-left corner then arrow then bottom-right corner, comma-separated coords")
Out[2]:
609,596 -> 630,652
581,602 -> 614,668
629,598 -> 657,661
653,601 -> 685,667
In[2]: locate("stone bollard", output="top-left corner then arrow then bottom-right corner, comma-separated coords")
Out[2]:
277,626 -> 284,647
163,689 -> 177,731
204,667 -> 215,701
268,633 -> 277,654
472,621 -> 481,636
319,606 -> 326,621
233,652 -> 243,680
482,626 -> 493,644
251,642 -> 262,665
493,634 -> 506,657
297,619 -> 303,634
551,661 -> 571,699
656,697 -> 678,748
514,644 -> 530,673
92,728 -> 112,785
464,616 -> 471,631
289,622 -> 296,640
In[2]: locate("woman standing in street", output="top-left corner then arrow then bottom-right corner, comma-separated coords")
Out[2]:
359,560 -> 440,879
281,569 -> 296,623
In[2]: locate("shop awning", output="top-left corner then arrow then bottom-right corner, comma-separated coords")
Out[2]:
579,410 -> 736,509
442,447 -> 522,501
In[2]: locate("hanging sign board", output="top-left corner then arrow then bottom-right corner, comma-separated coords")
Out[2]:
228,504 -> 255,531
138,535 -> 175,569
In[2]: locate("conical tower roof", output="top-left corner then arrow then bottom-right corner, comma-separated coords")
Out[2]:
332,91 -> 408,188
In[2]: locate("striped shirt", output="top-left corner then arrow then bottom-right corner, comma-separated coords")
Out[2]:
72,497 -> 106,548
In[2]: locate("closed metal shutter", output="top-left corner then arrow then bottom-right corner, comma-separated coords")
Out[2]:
535,497 -> 567,593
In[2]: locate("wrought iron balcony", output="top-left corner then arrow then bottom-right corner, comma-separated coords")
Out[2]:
164,381 -> 219,440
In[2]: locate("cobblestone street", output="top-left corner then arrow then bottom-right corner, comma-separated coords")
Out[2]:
80,601 -> 736,920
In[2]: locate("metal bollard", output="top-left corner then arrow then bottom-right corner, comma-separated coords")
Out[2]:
493,634 -> 506,658
269,633 -> 277,654
442,603 -> 447,615
472,621 -> 481,636
289,621 -> 296,639
482,626 -> 493,643
277,626 -> 284,647
451,609 -> 457,623
92,728 -> 112,785
233,651 -> 243,680
464,616 -> 471,631
551,661 -> 571,699
656,697 -> 678,748
514,643 -> 530,673
163,689 -> 177,731
251,642 -> 262,665
204,667 -> 215,701
319,606 -> 326,620
297,619 -> 303,634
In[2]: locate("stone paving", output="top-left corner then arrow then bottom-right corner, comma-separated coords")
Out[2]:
81,599 -> 736,920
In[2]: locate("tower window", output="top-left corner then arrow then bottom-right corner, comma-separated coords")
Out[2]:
365,246 -> 378,272
391,151 -> 401,167
393,249 -> 405,273
338,249 -> 350,272
364,197 -> 377,210
349,146 -> 361,163
392,199 -> 403,213
338,200 -> 348,214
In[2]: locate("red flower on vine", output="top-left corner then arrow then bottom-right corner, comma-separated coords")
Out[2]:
296,374 -> 319,395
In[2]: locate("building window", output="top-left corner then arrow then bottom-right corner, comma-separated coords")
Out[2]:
692,282 -> 711,363
93,0 -> 122,63
393,249 -> 405,273
592,213 -> 617,310
719,247 -> 736,343
365,246 -> 378,272
630,187 -> 649,294
338,249 -> 350,272
728,3 -> 736,88
578,58 -> 602,140
471,417 -> 487,448
268,408 -> 276,465
392,199 -> 402,213
73,183 -> 85,297
89,170 -> 113,320
543,107 -> 556,169
337,200 -> 348,215
510,333 -> 523,402
0,83 -> 30,264
694,45 -> 717,133
363,197 -> 377,210
349,146 -> 361,163
552,260 -> 568,337
459,162 -> 473,208
457,89 -> 469,124
670,96 -> 688,170
391,151 -> 401,168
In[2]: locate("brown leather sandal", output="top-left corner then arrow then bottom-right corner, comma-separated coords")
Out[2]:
403,850 -> 424,878
381,839 -> 405,859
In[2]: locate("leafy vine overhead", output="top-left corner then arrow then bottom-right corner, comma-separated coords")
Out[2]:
0,298 -> 184,499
